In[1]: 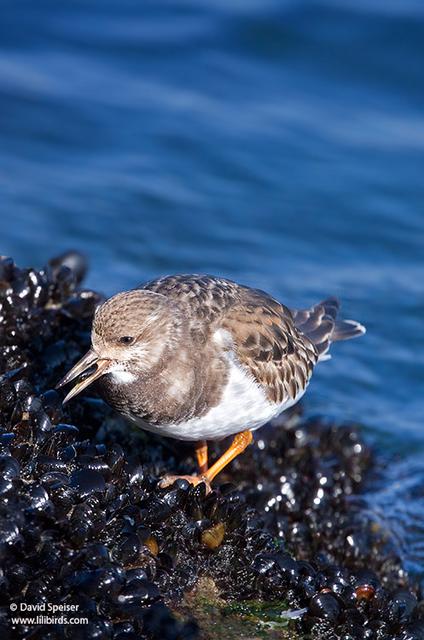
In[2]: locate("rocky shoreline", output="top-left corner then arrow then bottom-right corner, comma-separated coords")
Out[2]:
0,253 -> 422,639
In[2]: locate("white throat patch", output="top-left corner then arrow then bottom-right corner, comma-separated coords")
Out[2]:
110,369 -> 137,384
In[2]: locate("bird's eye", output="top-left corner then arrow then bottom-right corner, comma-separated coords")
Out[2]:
118,336 -> 134,345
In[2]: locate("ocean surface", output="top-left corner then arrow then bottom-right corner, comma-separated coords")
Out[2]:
1,1 -> 423,577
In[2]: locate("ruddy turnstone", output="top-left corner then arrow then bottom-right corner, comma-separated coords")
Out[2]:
57,275 -> 365,489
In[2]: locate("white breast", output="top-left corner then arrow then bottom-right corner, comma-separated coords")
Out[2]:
130,352 -> 307,442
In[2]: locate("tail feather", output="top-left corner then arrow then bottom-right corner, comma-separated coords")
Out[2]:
333,317 -> 366,341
291,297 -> 365,361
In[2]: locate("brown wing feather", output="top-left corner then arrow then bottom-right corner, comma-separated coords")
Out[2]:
221,288 -> 318,404
142,275 -> 319,404
141,274 -> 245,347
142,274 -> 240,321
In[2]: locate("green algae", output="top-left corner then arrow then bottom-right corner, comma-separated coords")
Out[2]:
173,577 -> 302,640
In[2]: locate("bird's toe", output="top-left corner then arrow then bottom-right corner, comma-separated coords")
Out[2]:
158,473 -> 212,493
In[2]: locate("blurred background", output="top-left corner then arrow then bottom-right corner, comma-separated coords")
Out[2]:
0,1 -> 423,575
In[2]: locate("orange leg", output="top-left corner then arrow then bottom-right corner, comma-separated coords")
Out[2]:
203,430 -> 253,483
159,430 -> 253,491
195,440 -> 208,474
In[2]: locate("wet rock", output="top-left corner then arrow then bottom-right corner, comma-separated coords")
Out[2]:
0,252 -> 422,639
48,251 -> 88,285
309,592 -> 341,622
70,469 -> 106,498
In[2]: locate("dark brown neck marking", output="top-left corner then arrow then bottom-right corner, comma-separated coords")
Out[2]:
97,333 -> 229,426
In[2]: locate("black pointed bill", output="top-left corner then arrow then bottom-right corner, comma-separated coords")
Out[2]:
56,349 -> 110,403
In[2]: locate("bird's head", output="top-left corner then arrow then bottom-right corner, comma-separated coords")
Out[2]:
57,289 -> 178,402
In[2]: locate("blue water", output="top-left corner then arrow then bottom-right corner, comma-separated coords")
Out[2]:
1,1 -> 423,575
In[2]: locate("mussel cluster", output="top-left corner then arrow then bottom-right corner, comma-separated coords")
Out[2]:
0,253 -> 422,640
